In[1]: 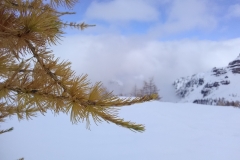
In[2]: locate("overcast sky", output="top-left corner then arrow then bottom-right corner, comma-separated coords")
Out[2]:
52,0 -> 240,101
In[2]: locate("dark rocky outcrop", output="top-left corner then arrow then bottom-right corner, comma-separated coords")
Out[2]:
173,77 -> 205,98
220,80 -> 230,85
212,67 -> 227,76
201,88 -> 211,97
200,82 -> 221,97
228,54 -> 240,74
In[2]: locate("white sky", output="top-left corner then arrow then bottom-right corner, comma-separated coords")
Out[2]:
54,0 -> 240,100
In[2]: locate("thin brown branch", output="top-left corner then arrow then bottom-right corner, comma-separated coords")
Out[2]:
25,40 -> 69,93
62,22 -> 96,30
0,127 -> 13,134
5,84 -> 156,108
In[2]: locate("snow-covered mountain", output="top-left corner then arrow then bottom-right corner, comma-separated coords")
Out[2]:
173,54 -> 240,105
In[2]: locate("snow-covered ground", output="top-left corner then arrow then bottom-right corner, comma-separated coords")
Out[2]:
1,101 -> 240,160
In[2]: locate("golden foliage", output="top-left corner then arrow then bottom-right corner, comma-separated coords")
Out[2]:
0,0 -> 159,133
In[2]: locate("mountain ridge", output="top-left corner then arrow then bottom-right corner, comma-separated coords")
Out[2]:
173,54 -> 240,106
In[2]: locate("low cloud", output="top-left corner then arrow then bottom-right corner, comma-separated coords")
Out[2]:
148,0 -> 218,37
85,0 -> 159,23
53,34 -> 240,100
84,0 -> 219,39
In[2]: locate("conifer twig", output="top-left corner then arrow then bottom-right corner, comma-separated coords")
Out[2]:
0,127 -> 13,134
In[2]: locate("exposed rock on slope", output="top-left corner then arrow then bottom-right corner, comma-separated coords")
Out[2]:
173,54 -> 240,106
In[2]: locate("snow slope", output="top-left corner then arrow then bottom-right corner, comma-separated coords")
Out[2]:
173,54 -> 240,104
1,101 -> 240,160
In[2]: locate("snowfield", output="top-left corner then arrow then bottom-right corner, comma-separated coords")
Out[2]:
1,101 -> 240,160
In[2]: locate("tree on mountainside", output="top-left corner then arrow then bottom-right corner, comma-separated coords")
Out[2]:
0,0 -> 159,135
